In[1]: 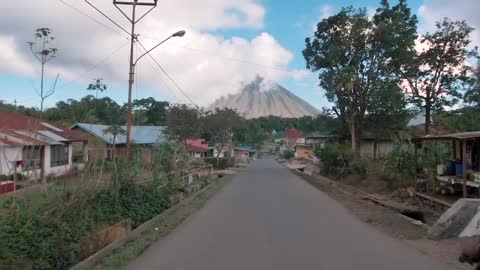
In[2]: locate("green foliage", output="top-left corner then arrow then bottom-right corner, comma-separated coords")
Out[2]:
383,144 -> 416,188
351,159 -> 368,179
0,153 -> 193,269
436,107 -> 480,132
402,18 -> 478,133
418,141 -> 450,170
133,98 -> 169,126
204,157 -> 235,169
166,104 -> 202,142
315,143 -> 351,176
282,150 -> 294,160
304,0 -> 417,152
0,173 -> 25,181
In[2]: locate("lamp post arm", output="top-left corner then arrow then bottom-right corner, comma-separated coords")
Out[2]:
134,35 -> 173,66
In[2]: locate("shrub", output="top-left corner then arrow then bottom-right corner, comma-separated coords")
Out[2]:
315,143 -> 351,176
282,150 -> 294,160
382,144 -> 416,188
351,159 -> 368,180
204,157 -> 235,169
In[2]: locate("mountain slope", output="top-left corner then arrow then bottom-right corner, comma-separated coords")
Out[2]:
210,79 -> 320,119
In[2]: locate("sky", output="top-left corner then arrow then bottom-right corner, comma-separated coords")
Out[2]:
0,0 -> 479,110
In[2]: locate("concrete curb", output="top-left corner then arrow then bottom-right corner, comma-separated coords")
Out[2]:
70,178 -> 219,270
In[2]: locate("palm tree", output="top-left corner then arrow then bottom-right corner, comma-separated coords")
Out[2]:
103,125 -> 126,160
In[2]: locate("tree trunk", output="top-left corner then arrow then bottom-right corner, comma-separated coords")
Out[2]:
40,145 -> 47,186
425,102 -> 431,135
40,62 -> 45,119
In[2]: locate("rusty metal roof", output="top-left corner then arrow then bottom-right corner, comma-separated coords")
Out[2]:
414,131 -> 480,141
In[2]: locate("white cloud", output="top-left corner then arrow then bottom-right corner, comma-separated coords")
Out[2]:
320,4 -> 334,20
0,0 -> 306,106
418,0 -> 479,47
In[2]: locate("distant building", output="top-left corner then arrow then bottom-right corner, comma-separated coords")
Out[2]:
71,123 -> 165,163
186,139 -> 209,158
294,144 -> 314,159
0,111 -> 90,180
304,132 -> 335,148
283,128 -> 305,148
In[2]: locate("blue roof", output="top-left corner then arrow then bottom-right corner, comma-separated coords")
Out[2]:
72,123 -> 166,145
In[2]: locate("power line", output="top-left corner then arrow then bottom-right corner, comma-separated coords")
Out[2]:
83,0 -> 131,37
139,34 -> 295,74
139,51 -> 184,103
137,40 -> 197,106
57,0 -> 128,38
58,40 -> 130,89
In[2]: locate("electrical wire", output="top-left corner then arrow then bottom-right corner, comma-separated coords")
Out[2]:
83,0 -> 131,37
139,50 -> 183,104
139,34 -> 295,74
57,0 -> 128,39
136,40 -> 197,106
58,40 -> 130,89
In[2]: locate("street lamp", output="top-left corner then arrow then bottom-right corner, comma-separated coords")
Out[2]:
125,30 -> 186,155
134,30 -> 186,66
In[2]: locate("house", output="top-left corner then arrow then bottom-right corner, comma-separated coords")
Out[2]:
359,111 -> 449,159
305,132 -> 335,148
412,131 -> 480,198
207,145 -> 234,158
294,144 -> 314,159
283,128 -> 305,149
186,139 -> 208,158
71,123 -> 165,163
234,146 -> 257,159
0,111 -> 90,180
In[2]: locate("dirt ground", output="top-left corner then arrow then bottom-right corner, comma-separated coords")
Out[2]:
295,171 -> 476,270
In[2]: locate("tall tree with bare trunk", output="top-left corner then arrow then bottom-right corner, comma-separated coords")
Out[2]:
28,27 -> 59,119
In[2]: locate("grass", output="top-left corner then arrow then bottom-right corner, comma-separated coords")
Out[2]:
88,175 -> 233,270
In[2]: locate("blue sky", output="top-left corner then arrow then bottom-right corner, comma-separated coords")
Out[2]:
0,0 -> 475,111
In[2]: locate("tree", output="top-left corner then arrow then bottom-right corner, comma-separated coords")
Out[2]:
87,78 -> 107,98
403,18 -> 477,134
303,0 -> 417,153
103,125 -> 126,160
165,104 -> 201,143
133,98 -> 169,126
464,62 -> 480,107
203,108 -> 245,158
28,28 -> 59,118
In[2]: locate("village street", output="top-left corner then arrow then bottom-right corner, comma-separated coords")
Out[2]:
128,158 -> 454,270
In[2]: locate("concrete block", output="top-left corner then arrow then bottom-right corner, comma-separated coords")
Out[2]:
428,199 -> 480,240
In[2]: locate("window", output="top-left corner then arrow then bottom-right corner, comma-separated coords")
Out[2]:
136,149 -> 142,162
22,146 -> 42,171
50,145 -> 69,167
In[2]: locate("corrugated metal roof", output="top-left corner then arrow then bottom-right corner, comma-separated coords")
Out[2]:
415,131 -> 480,140
0,111 -> 91,142
0,130 -> 64,146
72,123 -> 166,145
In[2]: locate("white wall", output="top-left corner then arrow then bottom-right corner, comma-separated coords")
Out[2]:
0,144 -> 73,180
0,146 -> 22,176
44,144 -> 73,178
360,141 -> 394,159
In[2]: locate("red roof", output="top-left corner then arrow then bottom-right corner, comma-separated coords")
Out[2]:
186,139 -> 208,152
284,128 -> 304,139
0,111 -> 91,142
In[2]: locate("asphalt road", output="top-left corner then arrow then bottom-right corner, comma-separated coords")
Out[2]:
128,158 -> 454,270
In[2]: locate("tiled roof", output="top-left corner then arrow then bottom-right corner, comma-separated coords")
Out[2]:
0,111 -> 91,145
72,123 -> 165,145
186,139 -> 208,152
284,128 -> 304,139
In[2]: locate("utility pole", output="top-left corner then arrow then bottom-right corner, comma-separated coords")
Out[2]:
113,0 -> 158,157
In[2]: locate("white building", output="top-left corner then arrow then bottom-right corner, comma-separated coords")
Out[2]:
0,111 -> 90,181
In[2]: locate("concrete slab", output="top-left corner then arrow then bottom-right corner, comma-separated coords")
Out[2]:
428,199 -> 480,240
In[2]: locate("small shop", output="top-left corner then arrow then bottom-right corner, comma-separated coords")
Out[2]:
413,132 -> 480,197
